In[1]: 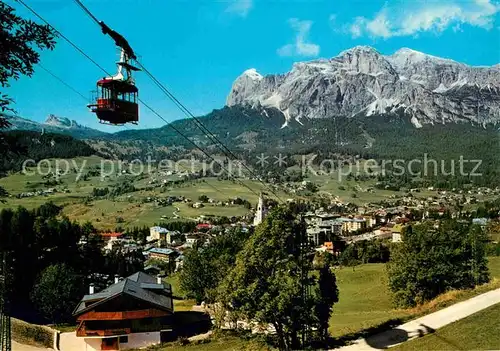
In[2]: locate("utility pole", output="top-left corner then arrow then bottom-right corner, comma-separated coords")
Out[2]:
0,252 -> 11,351
298,213 -> 310,348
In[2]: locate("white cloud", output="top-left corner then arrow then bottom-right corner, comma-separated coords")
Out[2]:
278,18 -> 320,57
366,11 -> 392,38
349,17 -> 365,38
225,0 -> 253,18
348,0 -> 499,39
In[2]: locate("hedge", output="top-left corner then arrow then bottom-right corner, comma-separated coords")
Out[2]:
12,318 -> 55,349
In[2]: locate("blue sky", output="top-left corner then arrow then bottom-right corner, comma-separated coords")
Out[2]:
6,0 -> 500,132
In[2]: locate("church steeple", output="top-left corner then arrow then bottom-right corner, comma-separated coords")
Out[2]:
253,193 -> 265,226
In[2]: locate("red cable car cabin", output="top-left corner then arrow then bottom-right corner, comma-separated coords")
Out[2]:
90,78 -> 139,125
88,43 -> 140,125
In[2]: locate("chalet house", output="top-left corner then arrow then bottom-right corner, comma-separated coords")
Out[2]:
73,272 -> 173,350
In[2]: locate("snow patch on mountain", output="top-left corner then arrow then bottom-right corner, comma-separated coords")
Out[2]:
411,116 -> 423,128
243,68 -> 263,81
44,114 -> 80,128
433,83 -> 449,93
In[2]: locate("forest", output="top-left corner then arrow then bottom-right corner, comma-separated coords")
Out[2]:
0,202 -> 144,324
95,105 -> 499,187
0,130 -> 96,175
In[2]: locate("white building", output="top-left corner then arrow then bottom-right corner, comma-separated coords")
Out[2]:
305,214 -> 343,246
147,226 -> 168,242
392,232 -> 402,243
339,217 -> 367,233
185,235 -> 198,248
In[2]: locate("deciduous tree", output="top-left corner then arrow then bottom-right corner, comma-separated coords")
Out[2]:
219,208 -> 338,350
30,264 -> 83,323
387,221 -> 490,308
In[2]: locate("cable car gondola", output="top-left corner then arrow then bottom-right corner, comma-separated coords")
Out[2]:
87,22 -> 140,125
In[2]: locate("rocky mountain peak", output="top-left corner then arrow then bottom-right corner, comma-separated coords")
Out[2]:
44,114 -> 79,128
226,46 -> 500,127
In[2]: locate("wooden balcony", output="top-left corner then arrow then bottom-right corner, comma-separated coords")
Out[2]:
77,308 -> 171,321
76,322 -> 131,337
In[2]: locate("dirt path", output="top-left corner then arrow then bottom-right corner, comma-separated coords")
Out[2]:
335,287 -> 500,350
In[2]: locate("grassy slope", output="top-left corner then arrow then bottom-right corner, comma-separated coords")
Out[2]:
330,256 -> 500,339
329,264 -> 412,338
166,258 -> 500,341
394,303 -> 500,351
158,258 -> 500,350
149,334 -> 272,351
0,156 -> 274,229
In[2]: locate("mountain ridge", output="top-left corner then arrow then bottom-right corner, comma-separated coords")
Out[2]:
226,46 -> 500,128
3,113 -> 107,139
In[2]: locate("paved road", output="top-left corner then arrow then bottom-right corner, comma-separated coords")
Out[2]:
12,341 -> 51,351
335,287 -> 500,350
60,332 -> 85,351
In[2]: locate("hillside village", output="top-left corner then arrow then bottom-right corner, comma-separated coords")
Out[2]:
40,182 -> 498,351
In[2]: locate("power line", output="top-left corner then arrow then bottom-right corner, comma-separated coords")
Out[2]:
137,63 -> 284,201
73,0 -> 100,25
15,0 -> 110,76
141,101 -> 261,197
139,68 -> 279,200
14,0 -> 261,199
133,57 -> 284,201
70,0 -> 284,203
36,64 -> 141,134
37,63 -> 88,102
35,58 -> 229,197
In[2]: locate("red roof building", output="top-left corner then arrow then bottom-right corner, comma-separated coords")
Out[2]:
195,223 -> 212,231
101,232 -> 124,239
